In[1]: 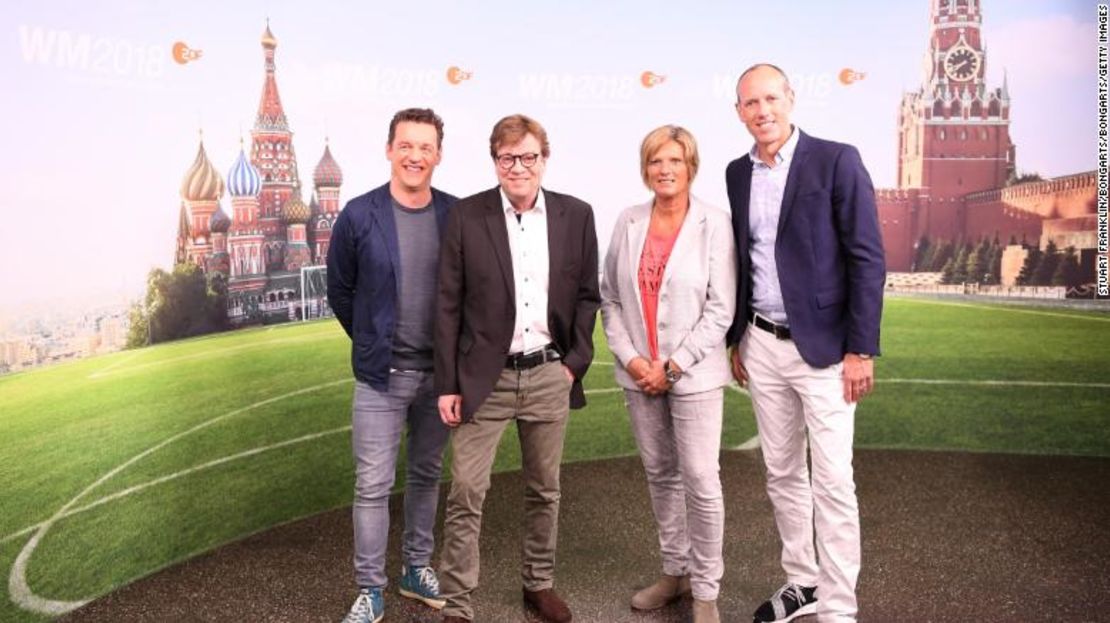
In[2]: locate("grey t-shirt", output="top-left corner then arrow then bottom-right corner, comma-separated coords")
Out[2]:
391,198 -> 439,370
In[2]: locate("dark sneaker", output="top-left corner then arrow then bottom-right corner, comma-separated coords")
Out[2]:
752,583 -> 817,622
342,587 -> 384,623
399,564 -> 446,609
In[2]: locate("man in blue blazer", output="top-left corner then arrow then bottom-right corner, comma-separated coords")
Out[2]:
725,64 -> 885,623
327,108 -> 458,623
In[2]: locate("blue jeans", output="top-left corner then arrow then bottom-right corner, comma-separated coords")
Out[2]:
352,370 -> 450,588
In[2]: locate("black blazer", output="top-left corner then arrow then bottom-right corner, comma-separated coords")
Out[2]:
435,187 -> 600,421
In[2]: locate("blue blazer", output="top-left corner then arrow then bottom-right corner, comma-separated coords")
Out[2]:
725,130 -> 885,368
327,183 -> 458,390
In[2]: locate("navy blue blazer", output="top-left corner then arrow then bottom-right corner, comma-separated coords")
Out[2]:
725,130 -> 885,368
327,182 -> 458,390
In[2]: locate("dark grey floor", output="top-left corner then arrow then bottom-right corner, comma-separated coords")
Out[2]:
64,449 -> 1110,622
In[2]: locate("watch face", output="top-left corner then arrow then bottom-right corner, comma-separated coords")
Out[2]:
943,47 -> 981,82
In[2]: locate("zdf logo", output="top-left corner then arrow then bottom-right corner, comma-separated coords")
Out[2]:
640,71 -> 666,88
172,41 -> 203,65
838,68 -> 865,85
447,65 -> 473,85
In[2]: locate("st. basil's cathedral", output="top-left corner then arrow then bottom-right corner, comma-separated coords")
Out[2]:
174,22 -> 343,325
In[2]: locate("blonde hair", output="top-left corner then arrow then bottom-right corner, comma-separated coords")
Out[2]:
639,125 -> 699,188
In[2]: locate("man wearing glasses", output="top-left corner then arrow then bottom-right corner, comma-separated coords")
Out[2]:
435,114 -> 600,623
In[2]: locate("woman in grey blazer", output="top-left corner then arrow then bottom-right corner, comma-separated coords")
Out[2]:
600,125 -> 737,623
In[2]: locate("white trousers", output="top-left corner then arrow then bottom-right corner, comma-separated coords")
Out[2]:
740,325 -> 860,622
625,388 -> 725,601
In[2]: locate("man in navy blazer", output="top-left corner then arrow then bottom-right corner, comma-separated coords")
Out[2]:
725,64 -> 885,623
327,108 -> 458,623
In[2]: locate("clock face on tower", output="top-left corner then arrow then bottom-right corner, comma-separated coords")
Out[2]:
943,46 -> 981,82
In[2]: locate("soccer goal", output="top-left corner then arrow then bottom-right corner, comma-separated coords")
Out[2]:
299,265 -> 332,322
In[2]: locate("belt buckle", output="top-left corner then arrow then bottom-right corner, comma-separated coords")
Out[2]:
773,324 -> 790,340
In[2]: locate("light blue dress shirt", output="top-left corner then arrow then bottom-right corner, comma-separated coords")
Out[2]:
748,126 -> 800,325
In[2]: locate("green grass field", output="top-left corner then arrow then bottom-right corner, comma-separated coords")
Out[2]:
1,296 -> 1108,621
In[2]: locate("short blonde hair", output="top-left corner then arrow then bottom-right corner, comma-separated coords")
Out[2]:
639,125 -> 699,188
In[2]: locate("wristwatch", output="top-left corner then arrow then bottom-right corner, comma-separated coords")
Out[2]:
664,360 -> 682,384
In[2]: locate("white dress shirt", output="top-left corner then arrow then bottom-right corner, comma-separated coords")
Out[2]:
501,188 -> 552,354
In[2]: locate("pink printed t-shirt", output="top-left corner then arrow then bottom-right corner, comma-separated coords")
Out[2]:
638,228 -> 680,361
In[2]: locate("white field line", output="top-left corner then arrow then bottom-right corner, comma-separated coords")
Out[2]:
13,366 -> 1098,614
0,426 -> 351,546
7,378 -> 352,616
897,297 -> 1110,323
87,332 -> 338,379
882,378 -> 1110,389
88,350 -> 141,377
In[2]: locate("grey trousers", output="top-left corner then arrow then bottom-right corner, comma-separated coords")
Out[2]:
625,388 -> 725,601
439,361 -> 572,621
352,371 -> 450,589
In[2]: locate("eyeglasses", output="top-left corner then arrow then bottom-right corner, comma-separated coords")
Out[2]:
495,152 -> 541,170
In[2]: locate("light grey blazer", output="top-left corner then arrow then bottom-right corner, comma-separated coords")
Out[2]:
600,196 -> 737,395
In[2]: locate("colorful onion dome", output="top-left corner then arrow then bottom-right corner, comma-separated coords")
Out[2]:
282,187 -> 310,224
209,205 -> 231,233
227,145 -> 262,197
180,139 -> 224,202
261,21 -> 277,48
313,142 -> 343,188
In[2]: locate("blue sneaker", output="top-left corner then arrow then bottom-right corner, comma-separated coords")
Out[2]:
342,587 -> 383,623
398,564 -> 446,609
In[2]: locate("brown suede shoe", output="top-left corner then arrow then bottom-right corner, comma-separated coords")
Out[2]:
523,587 -> 573,623
630,574 -> 692,610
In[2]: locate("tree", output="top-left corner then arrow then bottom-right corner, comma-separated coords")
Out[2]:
913,236 -> 932,272
1006,170 -> 1044,186
1016,244 -> 1042,286
965,238 -> 992,284
985,242 -> 1004,285
1031,240 -> 1060,285
130,264 -> 230,346
940,256 -> 957,284
1052,246 -> 1083,289
950,243 -> 970,284
125,302 -> 149,349
929,240 -> 955,272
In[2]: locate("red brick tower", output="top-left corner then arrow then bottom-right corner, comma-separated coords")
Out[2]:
250,20 -> 299,273
882,0 -> 1016,268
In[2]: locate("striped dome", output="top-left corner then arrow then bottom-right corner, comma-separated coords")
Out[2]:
180,141 -> 224,202
313,143 -> 343,188
209,205 -> 231,233
227,147 -> 262,197
282,189 -> 311,224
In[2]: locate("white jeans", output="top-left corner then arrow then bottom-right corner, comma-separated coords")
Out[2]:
625,388 -> 724,601
741,325 -> 860,622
